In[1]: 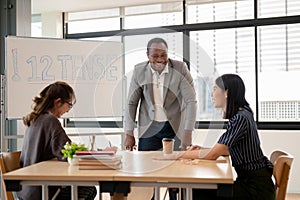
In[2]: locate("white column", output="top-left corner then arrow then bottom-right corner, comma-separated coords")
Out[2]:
16,0 -> 31,36
41,12 -> 63,38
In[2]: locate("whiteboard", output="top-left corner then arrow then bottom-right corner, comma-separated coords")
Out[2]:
5,36 -> 123,119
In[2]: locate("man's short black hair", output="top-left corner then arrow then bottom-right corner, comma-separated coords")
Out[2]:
147,38 -> 168,52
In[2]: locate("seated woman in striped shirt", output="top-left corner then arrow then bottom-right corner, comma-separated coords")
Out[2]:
182,74 -> 275,200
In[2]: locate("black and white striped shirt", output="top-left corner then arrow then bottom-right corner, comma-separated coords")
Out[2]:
218,108 -> 272,171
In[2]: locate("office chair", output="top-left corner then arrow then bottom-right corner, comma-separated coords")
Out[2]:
0,151 -> 21,200
270,150 -> 294,200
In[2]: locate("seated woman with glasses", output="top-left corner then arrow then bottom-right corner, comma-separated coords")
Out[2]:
17,81 -> 97,200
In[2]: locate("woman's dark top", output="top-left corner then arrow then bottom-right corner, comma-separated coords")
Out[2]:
195,108 -> 275,200
18,112 -> 71,200
218,108 -> 273,171
217,108 -> 275,199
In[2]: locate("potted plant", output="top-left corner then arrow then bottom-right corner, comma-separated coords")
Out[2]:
61,142 -> 88,165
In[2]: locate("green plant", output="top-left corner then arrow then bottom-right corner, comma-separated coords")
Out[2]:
61,142 -> 88,159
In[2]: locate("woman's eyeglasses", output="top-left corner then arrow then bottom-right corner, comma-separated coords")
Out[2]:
65,101 -> 73,109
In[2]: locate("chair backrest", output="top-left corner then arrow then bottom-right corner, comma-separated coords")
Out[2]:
270,150 -> 294,200
0,151 -> 21,200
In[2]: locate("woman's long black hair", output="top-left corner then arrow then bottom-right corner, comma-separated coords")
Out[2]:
215,74 -> 251,119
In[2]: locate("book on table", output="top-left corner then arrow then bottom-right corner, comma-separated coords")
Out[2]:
78,163 -> 122,170
74,151 -> 122,170
78,158 -> 121,166
75,150 -> 115,155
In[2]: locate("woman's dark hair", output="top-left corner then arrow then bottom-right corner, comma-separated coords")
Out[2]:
147,37 -> 168,53
23,81 -> 76,126
215,74 -> 251,119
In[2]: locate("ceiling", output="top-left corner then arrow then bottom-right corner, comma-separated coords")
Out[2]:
31,0 -> 181,14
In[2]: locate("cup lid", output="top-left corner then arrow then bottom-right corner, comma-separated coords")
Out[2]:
162,138 -> 174,141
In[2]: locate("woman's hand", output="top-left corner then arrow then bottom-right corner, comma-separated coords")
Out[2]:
186,145 -> 201,151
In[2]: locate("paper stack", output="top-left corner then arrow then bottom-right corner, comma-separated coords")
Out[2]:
74,151 -> 122,170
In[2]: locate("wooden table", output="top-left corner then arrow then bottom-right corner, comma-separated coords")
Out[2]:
3,151 -> 234,200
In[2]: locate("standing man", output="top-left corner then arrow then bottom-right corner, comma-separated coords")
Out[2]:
124,37 -> 197,199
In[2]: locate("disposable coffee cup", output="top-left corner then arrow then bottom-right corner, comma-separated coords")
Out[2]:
162,138 -> 175,155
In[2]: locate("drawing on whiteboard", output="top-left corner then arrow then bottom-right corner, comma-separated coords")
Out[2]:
11,48 -> 20,81
5,36 -> 123,119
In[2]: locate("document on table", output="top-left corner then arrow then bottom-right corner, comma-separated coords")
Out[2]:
152,153 -> 227,163
152,152 -> 183,160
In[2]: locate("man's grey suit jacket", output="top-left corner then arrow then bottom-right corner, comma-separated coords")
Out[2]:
125,59 -> 197,142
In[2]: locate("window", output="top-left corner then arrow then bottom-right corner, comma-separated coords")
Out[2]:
258,0 -> 300,18
61,1 -> 300,126
258,23 -> 300,121
31,14 -> 42,37
190,27 -> 255,121
186,0 -> 254,24
124,2 -> 183,29
67,8 -> 120,33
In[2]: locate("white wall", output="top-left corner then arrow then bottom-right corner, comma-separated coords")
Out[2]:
260,130 -> 299,193
193,129 -> 300,193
